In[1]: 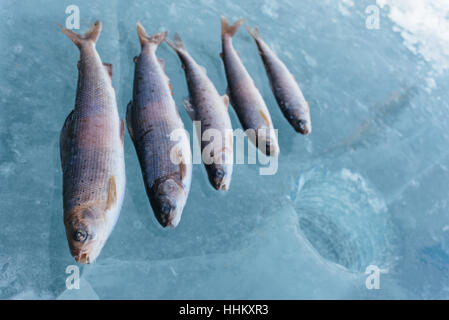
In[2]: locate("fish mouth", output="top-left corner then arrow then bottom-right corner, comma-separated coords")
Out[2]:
166,219 -> 178,229
150,178 -> 186,228
74,252 -> 91,264
154,201 -> 181,228
159,212 -> 181,228
210,168 -> 229,191
212,181 -> 228,191
207,164 -> 233,191
295,120 -> 312,135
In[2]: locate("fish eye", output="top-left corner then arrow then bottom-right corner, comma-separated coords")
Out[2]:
215,169 -> 225,179
73,229 -> 88,242
160,203 -> 173,215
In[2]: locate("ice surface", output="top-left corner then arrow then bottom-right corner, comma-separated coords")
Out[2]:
1,0 -> 449,299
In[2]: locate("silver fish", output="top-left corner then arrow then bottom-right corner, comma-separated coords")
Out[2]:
59,21 -> 126,264
247,26 -> 311,135
166,33 -> 233,191
220,16 -> 279,156
127,23 -> 192,228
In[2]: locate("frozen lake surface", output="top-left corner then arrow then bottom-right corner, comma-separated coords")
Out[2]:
1,0 -> 449,299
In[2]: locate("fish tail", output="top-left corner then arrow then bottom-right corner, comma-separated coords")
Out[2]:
247,25 -> 260,41
165,33 -> 186,53
136,22 -> 167,48
220,16 -> 244,38
58,20 -> 102,49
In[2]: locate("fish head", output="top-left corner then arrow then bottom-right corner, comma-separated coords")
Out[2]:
208,163 -> 232,191
291,104 -> 312,135
211,166 -> 231,191
293,118 -> 312,135
64,206 -> 106,264
150,178 -> 186,228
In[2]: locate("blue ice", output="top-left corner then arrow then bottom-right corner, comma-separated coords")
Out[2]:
1,0 -> 449,299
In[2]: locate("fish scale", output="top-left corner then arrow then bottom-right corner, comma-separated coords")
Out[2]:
59,21 -> 125,264
166,33 -> 233,191
220,16 -> 279,157
127,23 -> 192,228
247,26 -> 312,135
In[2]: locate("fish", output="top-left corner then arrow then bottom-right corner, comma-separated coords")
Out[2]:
59,21 -> 126,264
166,33 -> 233,191
247,26 -> 311,135
220,16 -> 279,157
127,23 -> 192,228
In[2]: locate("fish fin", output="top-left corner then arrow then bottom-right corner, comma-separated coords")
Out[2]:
166,34 -> 187,70
200,65 -> 207,74
136,22 -> 167,48
106,176 -> 117,211
183,98 -> 195,119
220,16 -> 244,38
60,110 -> 74,170
58,20 -> 102,49
168,83 -> 174,95
247,25 -> 260,40
61,110 -> 74,131
219,52 -> 223,60
120,119 -> 125,145
83,21 -> 102,44
179,161 -> 187,181
133,56 -> 138,63
170,147 -> 187,181
103,63 -> 113,80
259,109 -> 271,127
222,94 -> 229,108
165,32 -> 186,52
126,101 -> 135,142
158,57 -> 165,70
